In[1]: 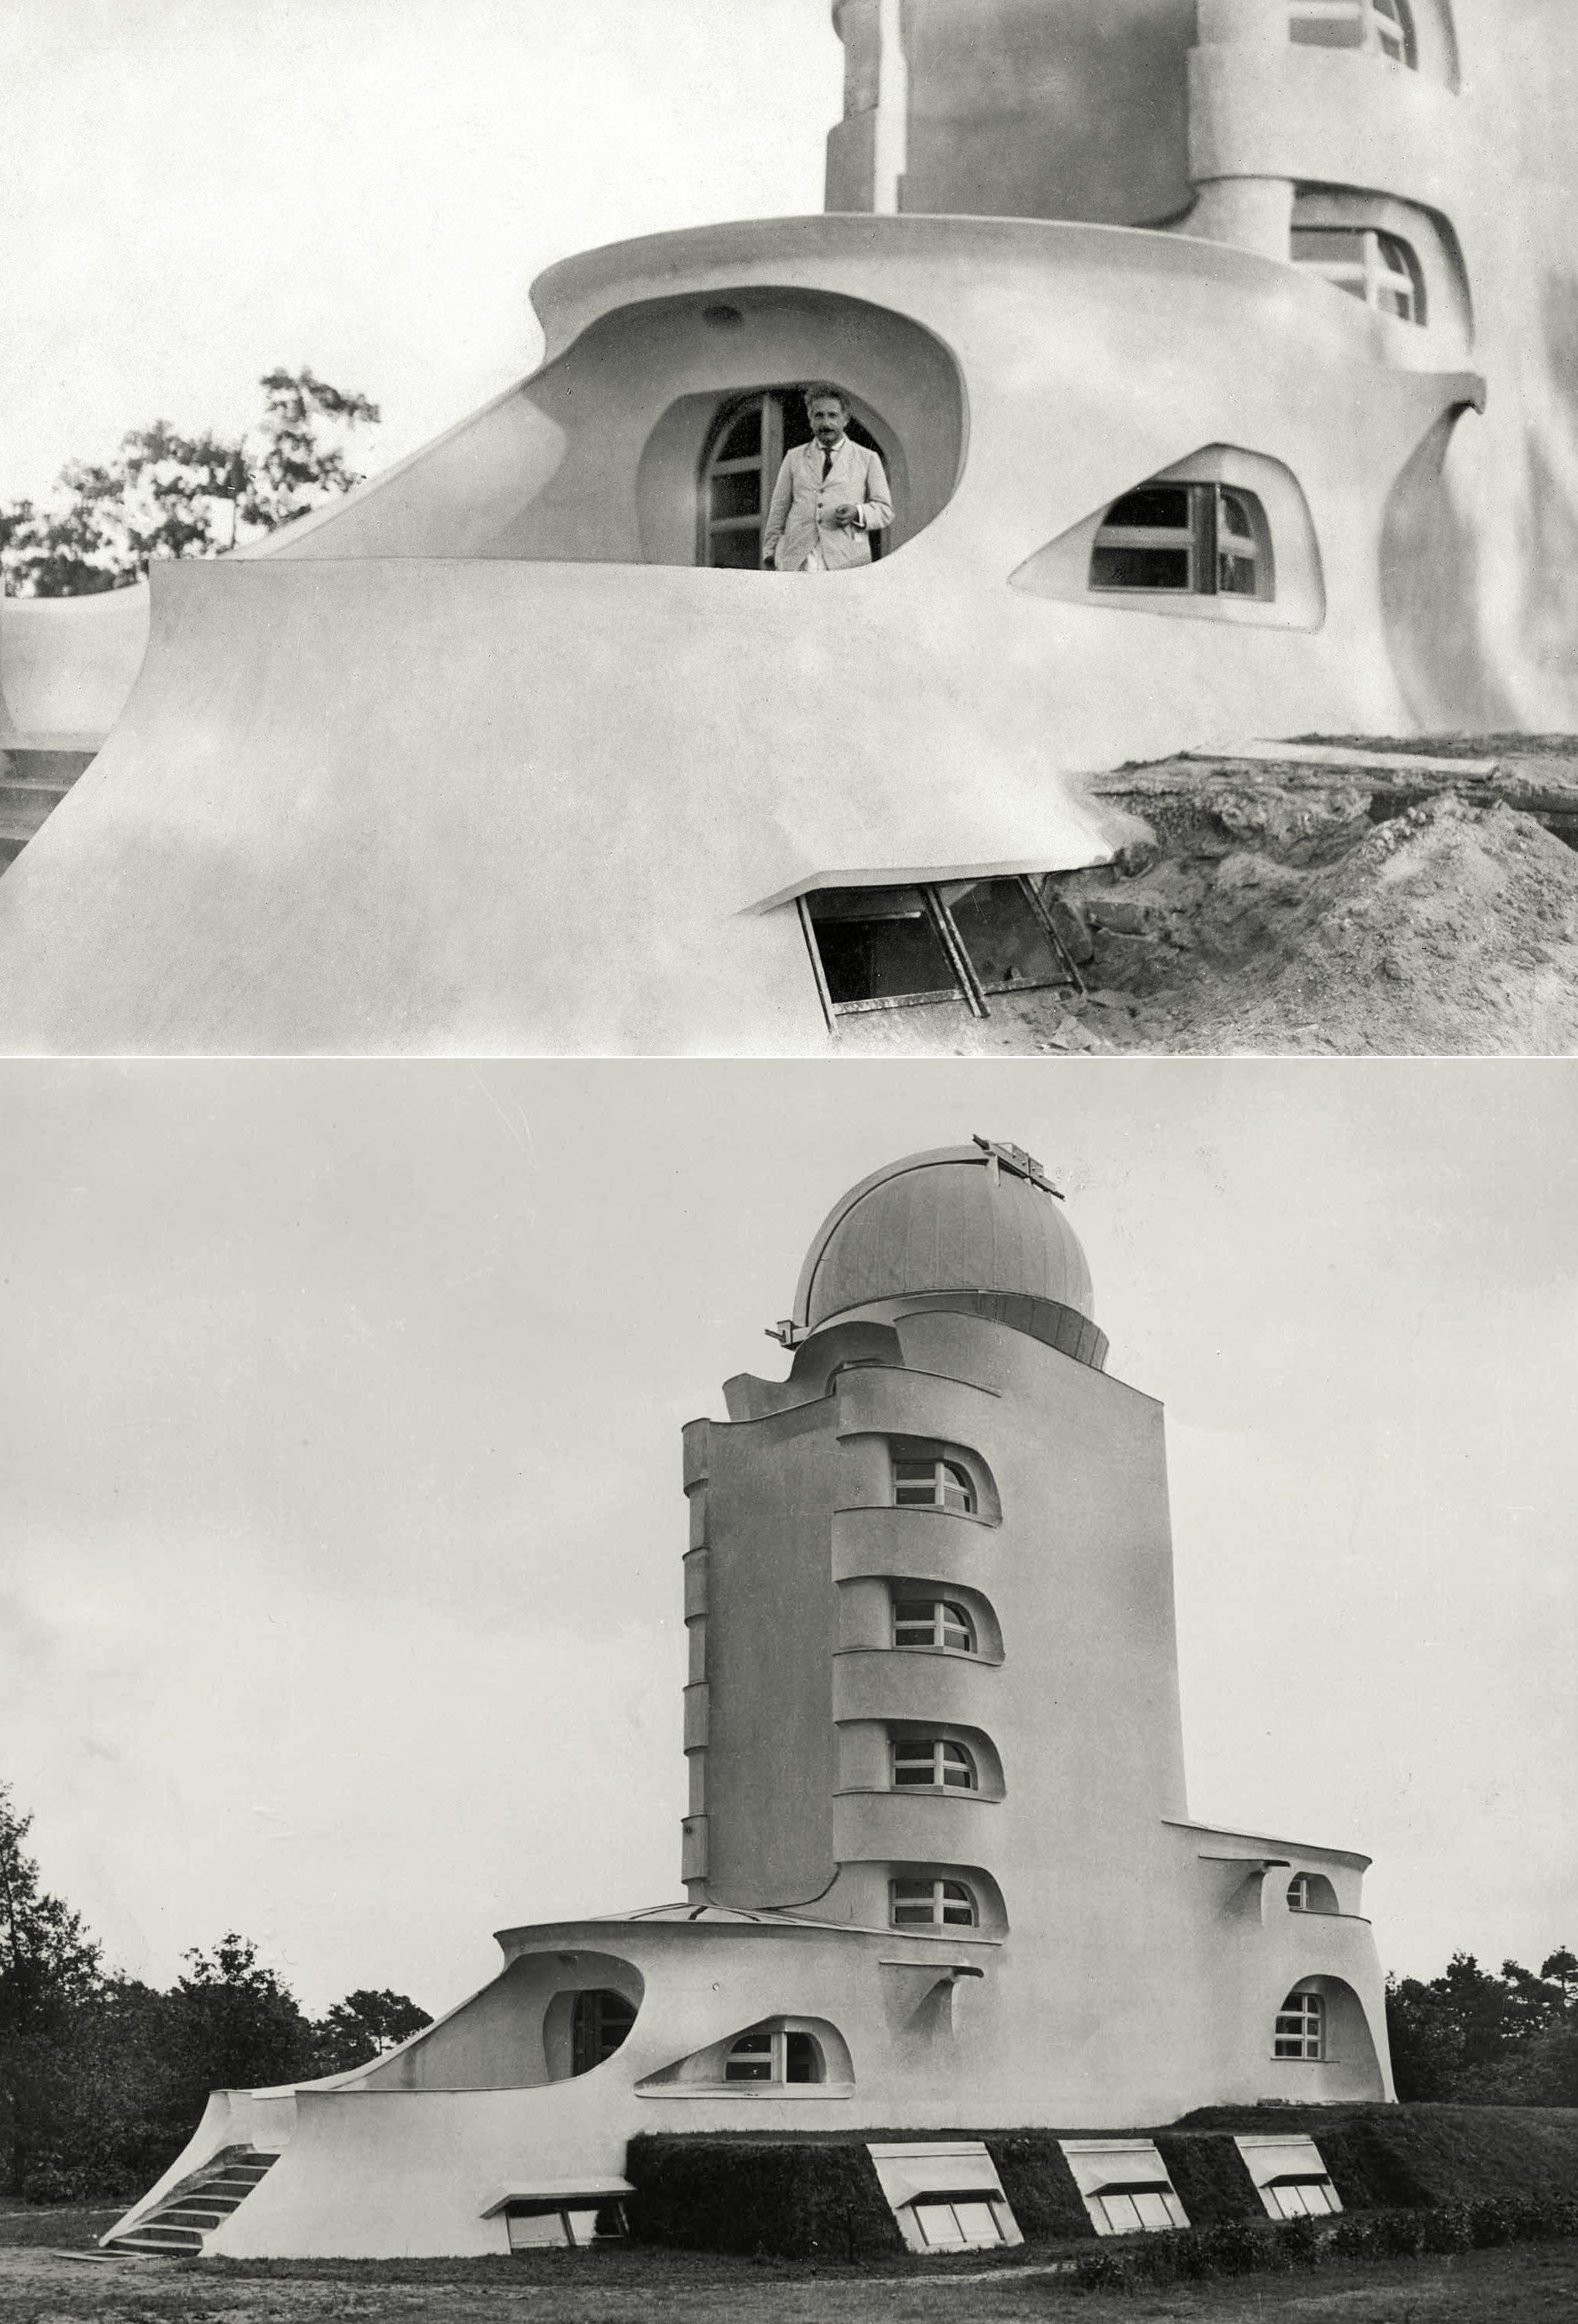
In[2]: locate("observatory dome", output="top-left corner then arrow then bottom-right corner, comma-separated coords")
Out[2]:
793,1142 -> 1100,1359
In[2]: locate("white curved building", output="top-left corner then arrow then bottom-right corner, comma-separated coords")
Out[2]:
1,0 -> 1574,1051
101,1138 -> 1392,2261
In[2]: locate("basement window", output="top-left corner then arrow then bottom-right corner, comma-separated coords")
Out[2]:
798,875 -> 1081,1025
1090,484 -> 1272,600
1061,2141 -> 1190,2237
1292,226 -> 1426,323
1235,2135 -> 1345,2220
1275,1988 -> 1326,2059
505,2199 -> 627,2251
868,2144 -> 1023,2255
890,1877 -> 979,1929
893,1598 -> 976,1654
1289,0 -> 1416,66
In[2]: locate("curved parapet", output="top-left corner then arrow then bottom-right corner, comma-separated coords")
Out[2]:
0,583 -> 149,746
0,215 -> 1486,1051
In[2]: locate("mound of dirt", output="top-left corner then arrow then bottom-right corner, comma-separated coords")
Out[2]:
842,747 -> 1578,1057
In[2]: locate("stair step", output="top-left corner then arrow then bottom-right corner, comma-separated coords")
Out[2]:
0,778 -> 74,800
111,2227 -> 203,2251
0,748 -> 97,782
159,2205 -> 229,2223
0,802 -> 57,842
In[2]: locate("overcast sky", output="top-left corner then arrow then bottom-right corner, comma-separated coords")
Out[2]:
2,1060 -> 1573,2018
0,0 -> 841,506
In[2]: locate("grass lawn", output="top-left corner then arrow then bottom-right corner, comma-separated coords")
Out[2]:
2,2210 -> 1576,2323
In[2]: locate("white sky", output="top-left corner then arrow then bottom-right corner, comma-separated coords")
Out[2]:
2,1060 -> 1574,2018
0,0 -> 841,506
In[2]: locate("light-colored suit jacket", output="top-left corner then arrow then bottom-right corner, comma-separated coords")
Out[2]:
762,436 -> 894,572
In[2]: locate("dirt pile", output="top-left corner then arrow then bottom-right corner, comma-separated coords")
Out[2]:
851,743 -> 1578,1056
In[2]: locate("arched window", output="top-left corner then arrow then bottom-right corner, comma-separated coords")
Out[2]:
893,1456 -> 976,1515
893,1598 -> 976,1654
569,1989 -> 637,2076
724,2027 -> 824,2084
890,1875 -> 979,1929
1287,1872 -> 1339,1913
892,1736 -> 978,1789
1289,0 -> 1417,68
1274,1988 -> 1326,2060
1090,484 -> 1274,602
1291,226 -> 1426,323
698,390 -> 889,570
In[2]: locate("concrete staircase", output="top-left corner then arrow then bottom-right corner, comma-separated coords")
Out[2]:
0,743 -> 98,870
102,2147 -> 281,2257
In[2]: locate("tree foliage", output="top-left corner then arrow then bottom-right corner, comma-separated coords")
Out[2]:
0,1784 -> 429,2203
0,367 -> 380,599
1387,1950 -> 1578,2107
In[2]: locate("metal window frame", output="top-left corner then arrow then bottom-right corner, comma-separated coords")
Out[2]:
1091,484 -> 1276,604
1289,0 -> 1416,67
891,1735 -> 978,1790
889,1875 -> 979,1929
892,1595 -> 979,1654
799,874 -> 1083,1030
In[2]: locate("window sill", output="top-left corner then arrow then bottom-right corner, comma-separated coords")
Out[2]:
833,1646 -> 1006,1670
837,1785 -> 1001,1805
837,1505 -> 1001,1532
636,2083 -> 856,2101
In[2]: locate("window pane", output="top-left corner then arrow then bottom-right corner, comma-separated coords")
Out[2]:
915,2203 -> 965,2248
709,527 -> 761,570
1219,552 -> 1260,597
1218,490 -> 1255,542
808,890 -> 961,1008
941,1461 -> 974,1509
941,1604 -> 973,1651
1292,228 -> 1366,265
940,1742 -> 974,1786
709,469 -> 762,524
1101,2194 -> 1143,2234
954,2203 -> 1003,2244
716,406 -> 762,462
941,1882 -> 977,1925
1134,2192 -> 1173,2231
1105,485 -> 1190,530
944,877 -> 1064,991
1091,545 -> 1191,592
893,1747 -> 935,1785
508,2211 -> 572,2249
785,2032 -> 820,2083
894,1599 -> 938,1642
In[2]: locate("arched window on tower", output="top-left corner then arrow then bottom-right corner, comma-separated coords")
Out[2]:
892,1736 -> 979,1790
893,1598 -> 977,1655
1289,0 -> 1417,68
893,1455 -> 976,1515
890,1876 -> 979,1929
698,390 -> 890,570
1274,1988 -> 1326,2060
1291,226 -> 1427,323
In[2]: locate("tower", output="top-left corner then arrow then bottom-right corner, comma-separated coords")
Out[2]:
101,1138 -> 1393,2260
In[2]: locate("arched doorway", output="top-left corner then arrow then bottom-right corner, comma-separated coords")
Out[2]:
698,389 -> 893,569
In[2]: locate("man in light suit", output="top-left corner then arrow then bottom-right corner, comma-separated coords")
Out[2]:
761,384 -> 893,573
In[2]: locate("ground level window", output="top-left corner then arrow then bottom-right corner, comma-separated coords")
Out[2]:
506,2201 -> 627,2251
799,875 -> 1082,1027
1090,2186 -> 1188,2235
893,1598 -> 976,1653
570,1990 -> 637,2075
1090,484 -> 1273,600
724,2028 -> 823,2083
890,1876 -> 978,1928
1291,226 -> 1426,323
1289,0 -> 1416,67
1275,1989 -> 1325,2059
1265,2176 -> 1341,2218
911,2198 -> 1008,2250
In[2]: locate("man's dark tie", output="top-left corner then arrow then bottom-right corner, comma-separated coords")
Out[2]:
821,448 -> 834,481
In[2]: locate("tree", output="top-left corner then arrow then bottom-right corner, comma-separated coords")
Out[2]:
0,1782 -> 105,2196
1,367 -> 380,598
310,1987 -> 432,2077
1386,1948 -> 1578,2105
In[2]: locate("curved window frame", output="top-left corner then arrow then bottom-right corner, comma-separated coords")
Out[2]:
892,1597 -> 977,1655
724,2027 -> 825,2085
1291,225 -> 1427,324
1274,1987 -> 1326,2060
1089,483 -> 1276,603
893,1455 -> 976,1516
698,388 -> 892,572
1286,1872 -> 1340,1914
892,1735 -> 978,1791
890,1875 -> 979,1929
569,1987 -> 637,2076
1289,0 -> 1417,69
